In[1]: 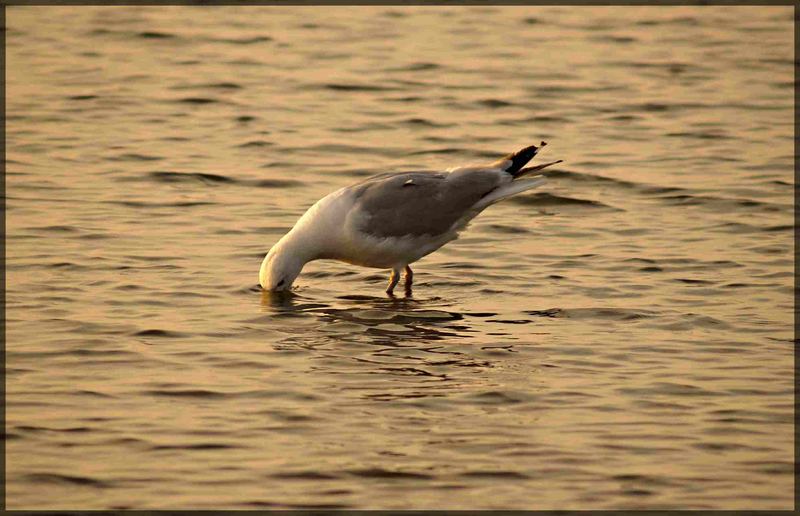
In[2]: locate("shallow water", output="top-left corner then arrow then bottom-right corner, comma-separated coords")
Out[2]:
5,5 -> 794,510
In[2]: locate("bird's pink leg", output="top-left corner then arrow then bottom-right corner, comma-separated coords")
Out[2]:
404,265 -> 413,296
386,268 -> 400,296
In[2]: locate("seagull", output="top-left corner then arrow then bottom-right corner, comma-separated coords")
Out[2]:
260,142 -> 562,295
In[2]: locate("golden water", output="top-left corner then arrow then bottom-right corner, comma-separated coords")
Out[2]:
5,5 -> 794,509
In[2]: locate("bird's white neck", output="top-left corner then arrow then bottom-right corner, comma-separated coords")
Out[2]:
259,228 -> 319,290
259,188 -> 351,290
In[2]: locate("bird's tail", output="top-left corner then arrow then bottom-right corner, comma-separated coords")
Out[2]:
492,141 -> 553,177
472,176 -> 547,211
474,141 -> 562,210
515,159 -> 563,177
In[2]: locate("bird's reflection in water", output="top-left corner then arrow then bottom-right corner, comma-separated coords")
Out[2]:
261,289 -> 467,336
262,288 -> 447,316
259,288 -> 327,312
258,287 -> 495,401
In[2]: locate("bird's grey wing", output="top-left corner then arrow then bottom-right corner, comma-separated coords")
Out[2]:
352,170 -> 502,238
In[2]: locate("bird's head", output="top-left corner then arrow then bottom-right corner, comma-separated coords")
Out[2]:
259,241 -> 306,291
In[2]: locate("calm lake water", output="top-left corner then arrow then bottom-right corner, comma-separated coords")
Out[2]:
5,5 -> 794,510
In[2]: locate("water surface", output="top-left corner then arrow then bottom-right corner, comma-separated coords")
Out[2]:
5,5 -> 794,510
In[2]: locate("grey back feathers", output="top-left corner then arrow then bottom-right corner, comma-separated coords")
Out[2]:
353,170 -> 501,238
351,143 -> 557,239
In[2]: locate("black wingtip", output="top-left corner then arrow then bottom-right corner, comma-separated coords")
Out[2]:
503,142 -> 546,176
